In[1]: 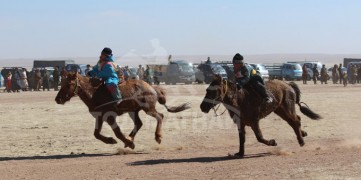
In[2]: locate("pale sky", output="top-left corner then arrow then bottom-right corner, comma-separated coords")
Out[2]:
1,0 -> 361,59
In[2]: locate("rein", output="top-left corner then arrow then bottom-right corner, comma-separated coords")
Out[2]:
212,80 -> 228,116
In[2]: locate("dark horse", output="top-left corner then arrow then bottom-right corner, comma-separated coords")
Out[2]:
55,73 -> 190,149
200,75 -> 321,158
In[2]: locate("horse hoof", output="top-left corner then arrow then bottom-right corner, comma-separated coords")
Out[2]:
299,142 -> 305,147
124,142 -> 135,149
228,152 -> 244,159
107,137 -> 117,144
155,137 -> 162,144
301,131 -> 308,137
269,139 -> 277,146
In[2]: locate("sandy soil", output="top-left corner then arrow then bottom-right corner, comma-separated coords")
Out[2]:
0,81 -> 361,179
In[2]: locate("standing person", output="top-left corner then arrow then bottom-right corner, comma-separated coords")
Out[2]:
357,65 -> 361,84
35,69 -> 42,91
320,64 -> 328,84
12,68 -> 21,92
144,65 -> 151,84
350,64 -> 357,84
0,70 -> 2,88
28,68 -> 35,91
338,63 -> 343,84
115,66 -> 125,84
232,53 -> 273,103
53,66 -> 60,91
88,47 -> 122,104
302,64 -> 308,84
27,68 -> 33,91
206,57 -> 212,64
60,67 -> 68,84
312,64 -> 319,84
20,68 -> 28,91
42,68 -> 50,91
6,71 -> 12,93
84,64 -> 92,77
123,66 -> 130,81
137,65 -> 144,80
342,72 -> 348,87
332,64 -> 339,84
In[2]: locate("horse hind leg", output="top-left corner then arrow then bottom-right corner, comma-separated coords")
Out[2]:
128,111 -> 143,141
147,110 -> 164,144
275,109 -> 305,146
288,115 -> 305,146
250,120 -> 277,146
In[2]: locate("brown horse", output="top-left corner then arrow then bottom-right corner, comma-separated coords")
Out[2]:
200,75 -> 321,158
55,72 -> 190,149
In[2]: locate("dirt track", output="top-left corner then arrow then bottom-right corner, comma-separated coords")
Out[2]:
0,82 -> 361,179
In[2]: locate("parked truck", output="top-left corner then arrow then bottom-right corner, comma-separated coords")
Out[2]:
265,63 -> 302,81
147,60 -> 195,85
33,60 -> 75,69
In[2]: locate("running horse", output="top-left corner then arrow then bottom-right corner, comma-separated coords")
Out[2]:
55,72 -> 190,149
200,75 -> 321,158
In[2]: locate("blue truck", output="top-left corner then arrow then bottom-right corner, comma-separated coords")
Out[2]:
265,63 -> 302,81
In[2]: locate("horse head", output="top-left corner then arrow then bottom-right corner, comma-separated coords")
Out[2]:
200,74 -> 225,113
55,72 -> 81,104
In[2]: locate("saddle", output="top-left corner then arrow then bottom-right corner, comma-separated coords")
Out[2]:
90,78 -> 124,113
91,83 -> 115,108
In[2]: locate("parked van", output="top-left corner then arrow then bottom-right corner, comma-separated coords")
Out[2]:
265,63 -> 302,81
287,61 -> 322,80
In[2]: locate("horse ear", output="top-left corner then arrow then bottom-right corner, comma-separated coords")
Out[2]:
213,74 -> 222,81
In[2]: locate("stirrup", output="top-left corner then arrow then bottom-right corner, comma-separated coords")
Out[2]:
116,98 -> 123,105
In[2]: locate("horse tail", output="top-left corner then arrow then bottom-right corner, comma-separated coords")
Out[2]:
288,82 -> 322,120
153,86 -> 191,113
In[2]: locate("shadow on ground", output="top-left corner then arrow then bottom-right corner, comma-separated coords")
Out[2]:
128,152 -> 272,166
0,153 -> 115,161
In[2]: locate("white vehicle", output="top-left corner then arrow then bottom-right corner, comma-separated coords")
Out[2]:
249,63 -> 269,80
128,67 -> 139,80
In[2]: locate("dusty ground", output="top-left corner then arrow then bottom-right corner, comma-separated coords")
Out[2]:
0,81 -> 361,179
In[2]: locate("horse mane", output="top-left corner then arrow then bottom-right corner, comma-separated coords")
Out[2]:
223,79 -> 247,99
75,74 -> 96,97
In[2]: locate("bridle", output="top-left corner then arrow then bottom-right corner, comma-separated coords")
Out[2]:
72,75 -> 81,96
211,79 -> 228,116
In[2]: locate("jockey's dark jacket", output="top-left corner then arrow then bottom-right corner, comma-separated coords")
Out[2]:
234,64 -> 256,87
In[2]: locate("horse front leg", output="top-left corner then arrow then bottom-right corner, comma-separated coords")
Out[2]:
128,111 -> 143,141
251,120 -> 277,146
105,114 -> 135,149
230,114 -> 246,158
94,117 -> 117,144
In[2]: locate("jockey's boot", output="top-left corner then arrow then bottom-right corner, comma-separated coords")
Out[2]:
254,82 -> 273,104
